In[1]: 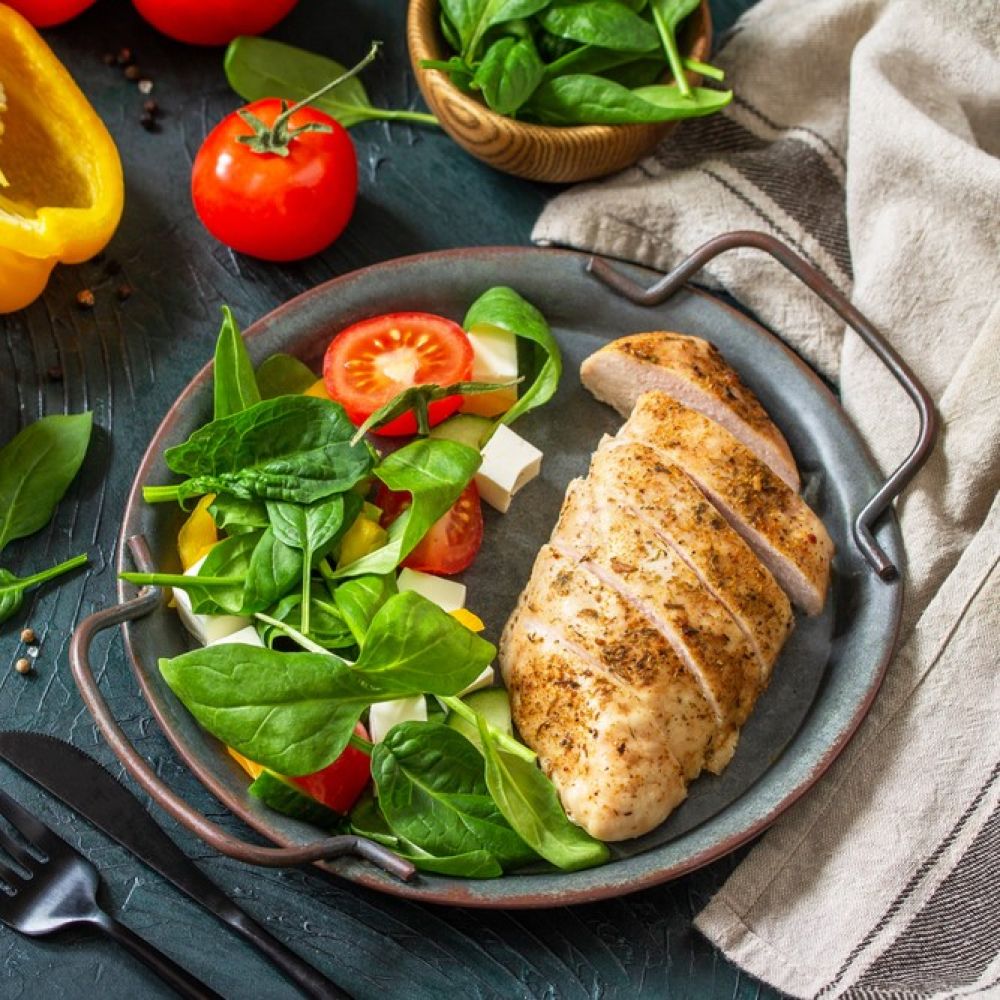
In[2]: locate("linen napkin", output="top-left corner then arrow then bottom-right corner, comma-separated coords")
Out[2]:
533,0 -> 1000,996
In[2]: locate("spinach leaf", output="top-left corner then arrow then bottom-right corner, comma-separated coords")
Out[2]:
244,528 -> 305,612
258,593 -> 356,651
213,306 -> 260,420
159,592 -> 494,774
208,494 -> 270,534
477,717 -> 610,871
332,439 -> 480,578
630,82 -> 733,117
333,574 -> 397,645
149,396 -> 373,505
0,554 -> 89,626
602,56 -> 667,88
0,412 -> 92,554
225,36 -> 438,128
474,36 -> 545,115
542,43 -> 645,80
538,0 -> 659,52
371,722 -> 535,867
442,0 -> 550,60
188,531 -> 262,614
255,353 -> 317,399
463,286 -> 562,425
650,0 -> 700,96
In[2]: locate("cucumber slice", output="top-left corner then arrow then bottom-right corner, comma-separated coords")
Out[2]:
249,770 -> 346,830
446,687 -> 513,748
429,413 -> 492,450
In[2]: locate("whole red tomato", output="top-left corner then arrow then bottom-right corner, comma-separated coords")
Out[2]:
131,0 -> 298,46
6,0 -> 96,26
191,98 -> 357,261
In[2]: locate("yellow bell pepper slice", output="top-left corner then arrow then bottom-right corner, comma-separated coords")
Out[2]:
337,514 -> 388,569
227,747 -> 264,781
450,608 -> 485,632
177,494 -> 218,571
0,7 -> 124,313
302,379 -> 330,399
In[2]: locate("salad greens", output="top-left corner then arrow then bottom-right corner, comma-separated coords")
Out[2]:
255,353 -> 318,399
212,306 -> 260,420
0,412 -> 93,625
429,0 -> 732,125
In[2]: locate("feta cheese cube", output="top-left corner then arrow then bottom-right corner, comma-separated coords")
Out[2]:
369,695 -> 427,744
475,423 -> 543,513
460,324 -> 519,417
173,556 -> 250,645
397,567 -> 466,612
207,626 -> 265,648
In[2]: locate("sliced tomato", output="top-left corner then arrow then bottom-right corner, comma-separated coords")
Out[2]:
287,722 -> 371,814
378,482 -> 484,575
323,312 -> 473,436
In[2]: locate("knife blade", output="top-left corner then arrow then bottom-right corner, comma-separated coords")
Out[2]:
0,731 -> 348,1000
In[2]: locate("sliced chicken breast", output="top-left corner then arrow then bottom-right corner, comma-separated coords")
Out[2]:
588,439 -> 794,676
581,332 -> 800,490
619,392 -> 833,615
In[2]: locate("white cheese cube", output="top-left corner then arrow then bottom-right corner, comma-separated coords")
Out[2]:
474,424 -> 543,513
207,626 -> 265,648
460,324 -> 519,417
458,665 -> 496,698
397,567 -> 466,612
173,556 -> 250,645
369,695 -> 427,744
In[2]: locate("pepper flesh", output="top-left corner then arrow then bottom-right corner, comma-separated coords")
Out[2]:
0,7 -> 123,312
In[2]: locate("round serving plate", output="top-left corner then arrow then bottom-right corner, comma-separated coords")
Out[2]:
117,246 -> 903,908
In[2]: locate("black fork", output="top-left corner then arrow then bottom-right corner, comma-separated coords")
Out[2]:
0,787 -> 222,999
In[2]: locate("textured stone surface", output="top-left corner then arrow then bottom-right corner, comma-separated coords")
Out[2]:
0,1 -> 773,996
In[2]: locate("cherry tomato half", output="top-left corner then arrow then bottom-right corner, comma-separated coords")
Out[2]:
378,482 -> 484,575
131,0 -> 298,46
288,723 -> 370,814
323,313 -> 474,436
191,97 -> 357,261
7,0 -> 96,27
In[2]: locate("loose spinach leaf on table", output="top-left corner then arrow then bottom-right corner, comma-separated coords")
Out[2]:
474,35 -> 545,115
477,717 -> 611,871
332,573 -> 397,646
147,396 -> 373,505
0,555 -> 89,626
0,412 -> 92,554
371,722 -> 535,868
332,439 -> 480,578
463,286 -> 562,425
159,592 -> 494,774
213,306 -> 260,420
255,353 -> 318,399
225,36 -> 438,127
538,0 -> 659,52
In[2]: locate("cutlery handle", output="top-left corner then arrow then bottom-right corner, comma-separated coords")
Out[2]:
92,911 -> 224,1000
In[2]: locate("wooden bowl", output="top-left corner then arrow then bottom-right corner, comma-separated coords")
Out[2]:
407,0 -> 713,183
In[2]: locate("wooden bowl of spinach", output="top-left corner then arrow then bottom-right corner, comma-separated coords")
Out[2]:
407,0 -> 723,183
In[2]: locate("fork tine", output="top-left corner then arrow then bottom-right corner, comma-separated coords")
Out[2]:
0,789 -> 60,855
0,854 -> 26,891
0,820 -> 37,870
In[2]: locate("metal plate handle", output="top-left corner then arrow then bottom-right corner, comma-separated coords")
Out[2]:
587,229 -> 938,580
69,535 -> 415,880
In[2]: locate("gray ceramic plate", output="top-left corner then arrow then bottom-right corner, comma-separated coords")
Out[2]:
119,247 -> 903,907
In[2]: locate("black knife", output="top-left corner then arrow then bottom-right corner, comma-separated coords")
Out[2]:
0,731 -> 349,1000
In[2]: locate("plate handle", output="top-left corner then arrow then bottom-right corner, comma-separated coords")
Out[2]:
69,535 -> 415,881
587,229 -> 937,580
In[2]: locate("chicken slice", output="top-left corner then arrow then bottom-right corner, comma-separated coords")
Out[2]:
620,392 -> 833,615
581,332 -> 800,490
501,597 -> 687,841
550,478 -> 760,754
588,439 -> 793,676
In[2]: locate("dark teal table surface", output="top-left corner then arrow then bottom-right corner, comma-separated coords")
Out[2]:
0,1 -> 776,997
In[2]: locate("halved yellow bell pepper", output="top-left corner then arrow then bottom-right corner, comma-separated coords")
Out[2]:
0,7 -> 123,312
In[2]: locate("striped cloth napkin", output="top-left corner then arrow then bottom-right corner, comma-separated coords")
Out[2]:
532,0 -> 1000,996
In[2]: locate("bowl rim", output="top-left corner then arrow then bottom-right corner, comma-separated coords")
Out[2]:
406,0 -> 714,139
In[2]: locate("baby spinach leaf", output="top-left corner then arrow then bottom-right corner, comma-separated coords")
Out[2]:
474,36 -> 545,115
152,396 -> 373,505
0,554 -> 89,626
463,286 -> 562,425
0,412 -> 92,554
538,0 -> 659,52
371,722 -> 535,866
477,717 -> 610,871
255,353 -> 317,399
244,528 -> 305,612
443,0 -> 550,60
333,574 -> 397,645
208,494 -> 270,534
630,82 -> 733,117
188,531 -> 262,614
259,593 -> 356,651
542,42 -> 644,80
650,0 -> 700,96
332,439 -> 480,578
225,36 -> 438,127
213,306 -> 260,420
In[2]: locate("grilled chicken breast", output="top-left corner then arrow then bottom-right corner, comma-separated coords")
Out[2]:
581,332 -> 800,490
620,392 -> 833,615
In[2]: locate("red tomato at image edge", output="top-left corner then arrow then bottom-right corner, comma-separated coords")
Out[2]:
288,723 -> 371,815
7,0 -> 96,27
131,0 -> 299,45
191,98 -> 358,261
